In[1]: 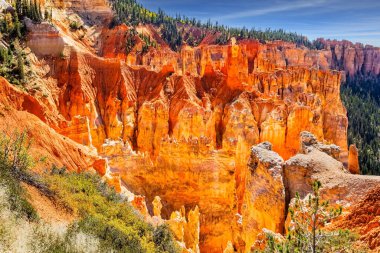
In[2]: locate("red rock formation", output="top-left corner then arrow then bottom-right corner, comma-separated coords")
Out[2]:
16,2 -> 380,251
45,45 -> 348,158
348,144 -> 360,174
334,186 -> 380,251
283,132 -> 380,251
284,132 -> 380,207
131,195 -> 149,217
238,142 -> 285,251
22,20 -> 352,251
315,39 -> 380,76
0,77 -> 101,172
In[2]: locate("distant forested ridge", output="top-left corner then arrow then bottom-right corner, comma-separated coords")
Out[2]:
110,0 -> 314,51
341,75 -> 380,175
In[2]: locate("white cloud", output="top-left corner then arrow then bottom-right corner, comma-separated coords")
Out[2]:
214,0 -> 330,20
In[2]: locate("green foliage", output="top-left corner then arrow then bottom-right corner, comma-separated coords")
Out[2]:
59,51 -> 65,59
255,181 -> 363,253
258,229 -> 362,253
44,7 -> 53,22
0,131 -> 37,220
341,75 -> 380,175
69,21 -> 81,31
286,181 -> 343,253
70,216 -> 152,252
0,47 -> 12,66
125,28 -> 137,54
161,19 -> 182,51
153,224 -> 181,253
14,0 -> 44,23
140,33 -> 157,54
0,42 -> 27,85
13,13 -> 22,38
45,169 -> 180,253
17,51 -> 25,80
0,184 -> 105,253
0,1 -> 41,86
0,131 -> 180,252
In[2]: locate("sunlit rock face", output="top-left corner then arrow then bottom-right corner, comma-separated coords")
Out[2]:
41,46 -> 346,252
333,186 -> 380,252
49,43 -> 348,159
284,132 -> 380,207
0,77 -> 102,172
49,0 -> 112,19
1,0 -> 378,249
25,19 -> 65,57
23,28 -> 350,250
239,143 -> 285,252
20,2 -> 379,249
348,144 -> 360,174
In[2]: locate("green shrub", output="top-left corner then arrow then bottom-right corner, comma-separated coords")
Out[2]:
44,171 -> 180,253
0,131 -> 38,220
0,131 -> 180,252
69,21 -> 81,31
0,185 -> 104,253
154,224 -> 181,253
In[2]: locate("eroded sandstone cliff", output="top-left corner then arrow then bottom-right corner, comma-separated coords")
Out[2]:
1,1 -> 378,252
19,12 -> 348,252
23,25 -> 349,252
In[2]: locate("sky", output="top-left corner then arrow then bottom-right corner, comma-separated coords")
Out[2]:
139,0 -> 380,46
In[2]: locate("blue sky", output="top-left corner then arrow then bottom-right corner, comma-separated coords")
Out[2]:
139,0 -> 380,46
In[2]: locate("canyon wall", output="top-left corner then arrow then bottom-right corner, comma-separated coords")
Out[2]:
48,0 -> 112,19
22,19 -> 352,251
8,2 -> 379,251
51,39 -> 348,160
315,39 -> 380,76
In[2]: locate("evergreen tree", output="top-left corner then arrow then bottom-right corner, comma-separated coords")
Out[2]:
22,0 -> 29,18
13,13 -> 22,38
341,75 -> 380,175
111,0 -> 316,51
255,181 -> 363,253
17,52 -> 25,81
15,0 -> 23,17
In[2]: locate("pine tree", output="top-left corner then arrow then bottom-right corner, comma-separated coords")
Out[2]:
14,13 -> 22,38
15,0 -> 23,17
22,0 -> 29,18
255,181 -> 361,253
17,52 -> 25,81
37,1 -> 42,21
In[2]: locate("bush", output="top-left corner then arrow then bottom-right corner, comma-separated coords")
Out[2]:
0,131 -> 180,252
70,216 -> 153,252
69,21 -> 81,31
0,131 -> 37,220
44,171 -> 180,252
0,185 -> 104,253
153,224 -> 181,253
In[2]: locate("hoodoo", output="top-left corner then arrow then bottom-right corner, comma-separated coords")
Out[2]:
0,0 -> 379,252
